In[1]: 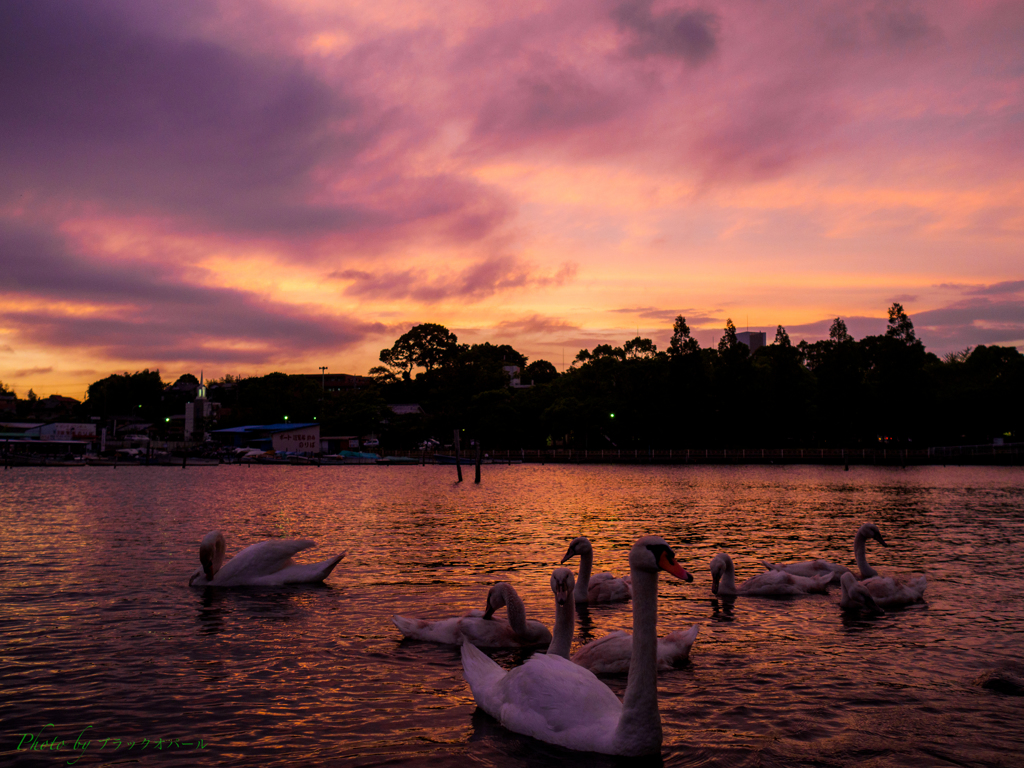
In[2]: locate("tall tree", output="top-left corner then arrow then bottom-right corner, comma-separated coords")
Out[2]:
718,318 -> 740,354
886,303 -> 918,345
668,315 -> 700,357
829,317 -> 851,343
774,325 -> 792,348
379,323 -> 460,379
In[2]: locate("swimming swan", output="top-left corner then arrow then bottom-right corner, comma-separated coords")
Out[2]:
546,567 -> 699,674
188,531 -> 344,587
461,535 -> 692,756
710,552 -> 832,597
393,582 -> 552,647
840,571 -> 926,611
561,536 -> 632,603
761,522 -> 887,582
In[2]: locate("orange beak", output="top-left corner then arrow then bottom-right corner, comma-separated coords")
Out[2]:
658,551 -> 693,582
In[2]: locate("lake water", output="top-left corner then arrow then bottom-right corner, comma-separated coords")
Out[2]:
2,464 -> 1023,767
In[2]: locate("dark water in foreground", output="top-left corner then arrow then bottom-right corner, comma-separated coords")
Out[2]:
1,465 -> 1023,767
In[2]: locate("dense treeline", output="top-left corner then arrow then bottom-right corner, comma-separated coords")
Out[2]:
369,305 -> 1022,450
62,303 -> 1022,449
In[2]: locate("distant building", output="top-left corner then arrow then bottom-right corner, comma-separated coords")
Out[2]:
503,365 -> 533,389
40,395 -> 80,416
184,374 -> 219,441
24,422 -> 96,441
211,423 -> 319,453
737,331 -> 767,355
0,393 -> 17,413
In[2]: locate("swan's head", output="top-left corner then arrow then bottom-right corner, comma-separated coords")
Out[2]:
859,522 -> 887,547
709,553 -> 733,595
561,536 -> 593,564
629,535 -> 693,581
550,567 -> 575,607
482,582 -> 512,620
198,531 -> 226,582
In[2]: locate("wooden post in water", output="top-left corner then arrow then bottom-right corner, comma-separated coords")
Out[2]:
475,442 -> 482,484
454,429 -> 463,482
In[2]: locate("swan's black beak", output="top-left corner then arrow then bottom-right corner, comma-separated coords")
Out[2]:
554,584 -> 571,606
711,571 -> 720,595
560,546 -> 574,564
876,534 -> 888,547
189,572 -> 197,586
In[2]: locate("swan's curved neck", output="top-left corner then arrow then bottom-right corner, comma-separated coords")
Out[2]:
548,597 -> 575,658
497,584 -> 529,636
574,549 -> 593,601
614,566 -> 661,754
718,558 -> 737,595
854,530 -> 878,579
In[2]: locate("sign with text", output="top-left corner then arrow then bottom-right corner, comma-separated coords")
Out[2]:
271,426 -> 320,454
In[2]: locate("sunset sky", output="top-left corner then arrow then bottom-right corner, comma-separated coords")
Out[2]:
2,0 -> 1022,399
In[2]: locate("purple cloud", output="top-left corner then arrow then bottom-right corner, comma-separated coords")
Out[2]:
0,223 -> 383,365
612,1 -> 719,65
330,257 -> 577,303
0,0 -> 509,249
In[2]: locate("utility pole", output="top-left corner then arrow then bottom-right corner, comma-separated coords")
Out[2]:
319,366 -> 328,419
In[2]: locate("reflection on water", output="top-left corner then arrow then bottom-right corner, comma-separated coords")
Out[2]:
1,464 -> 1023,766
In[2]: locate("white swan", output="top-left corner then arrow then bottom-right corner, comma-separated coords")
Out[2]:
393,582 -> 552,647
710,552 -> 832,597
547,567 -> 699,675
188,531 -> 344,587
461,535 -> 692,756
840,571 -> 927,611
561,536 -> 632,603
762,522 -> 887,582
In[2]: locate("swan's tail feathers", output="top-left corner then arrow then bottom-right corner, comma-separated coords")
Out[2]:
392,614 -> 419,638
812,572 -> 833,593
909,575 -> 927,600
658,624 -> 700,666
762,559 -> 781,571
461,642 -> 506,719
318,551 -> 346,581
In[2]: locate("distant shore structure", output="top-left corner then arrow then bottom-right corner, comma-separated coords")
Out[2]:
737,331 -> 767,354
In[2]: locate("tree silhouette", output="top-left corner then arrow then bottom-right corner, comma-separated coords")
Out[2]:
668,315 -> 700,357
379,323 -> 460,379
829,317 -> 851,343
718,318 -> 739,354
886,303 -> 917,345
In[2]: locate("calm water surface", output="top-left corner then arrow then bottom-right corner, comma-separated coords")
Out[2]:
1,465 -> 1023,767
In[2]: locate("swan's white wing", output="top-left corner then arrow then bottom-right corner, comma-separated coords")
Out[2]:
497,653 -> 622,751
572,631 -> 632,675
588,573 -> 632,603
214,539 -> 316,585
393,615 -> 465,643
247,552 -> 345,586
862,575 -> 927,608
740,569 -> 829,596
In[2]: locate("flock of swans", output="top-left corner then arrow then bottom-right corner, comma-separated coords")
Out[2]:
188,523 -> 927,756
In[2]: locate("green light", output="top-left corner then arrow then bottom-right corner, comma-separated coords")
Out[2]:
165,418 -> 170,423
610,413 -> 615,418
284,415 -> 289,421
